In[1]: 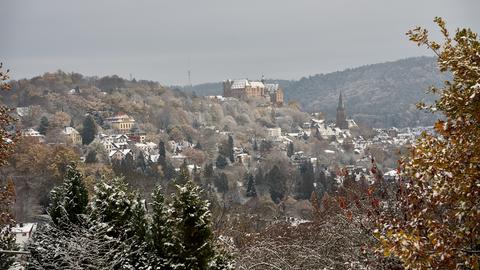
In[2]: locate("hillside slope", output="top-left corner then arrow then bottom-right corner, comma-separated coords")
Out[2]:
282,56 -> 447,127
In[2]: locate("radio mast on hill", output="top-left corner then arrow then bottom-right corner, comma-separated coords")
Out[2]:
187,56 -> 193,93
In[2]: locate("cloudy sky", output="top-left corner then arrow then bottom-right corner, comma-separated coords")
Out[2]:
1,0 -> 479,85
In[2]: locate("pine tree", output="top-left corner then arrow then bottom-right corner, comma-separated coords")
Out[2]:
227,135 -> 234,163
245,173 -> 257,197
38,116 -> 49,135
254,168 -> 266,195
177,160 -> 190,185
216,155 -> 228,169
121,152 -> 135,175
130,195 -> 148,242
150,185 -> 174,260
298,161 -> 315,200
192,165 -> 202,185
164,161 -> 177,181
81,115 -> 97,145
48,185 -> 68,226
89,177 -> 135,238
171,181 -> 216,269
136,151 -> 147,173
48,164 -> 88,226
194,142 -> 202,150
63,164 -> 88,224
287,142 -> 294,157
85,149 -> 97,163
214,173 -> 229,194
266,165 -> 287,203
159,140 -> 166,158
204,163 -> 214,178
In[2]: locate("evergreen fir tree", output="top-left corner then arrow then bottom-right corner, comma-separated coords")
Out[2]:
150,185 -> 175,260
214,173 -> 229,194
287,142 -> 294,157
0,226 -> 16,269
158,140 -> 166,158
266,165 -> 287,203
171,181 -> 216,269
192,165 -> 202,185
216,155 -> 228,169
136,151 -> 147,173
89,177 -> 135,238
121,153 -> 135,175
111,158 -> 122,175
63,164 -> 89,224
47,164 -> 88,225
194,141 -> 202,150
164,161 -> 177,181
47,185 -> 68,226
298,161 -> 315,200
254,168 -> 264,186
254,168 -> 266,195
253,139 -> 258,151
85,150 -> 97,164
176,160 -> 190,185
130,195 -> 148,242
204,163 -> 214,178
245,173 -> 257,197
38,116 -> 49,135
227,135 -> 234,163
81,115 -> 97,145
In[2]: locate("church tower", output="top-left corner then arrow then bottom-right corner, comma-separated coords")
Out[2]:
336,92 -> 348,129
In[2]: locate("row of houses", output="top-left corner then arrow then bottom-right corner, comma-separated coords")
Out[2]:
22,126 -> 82,145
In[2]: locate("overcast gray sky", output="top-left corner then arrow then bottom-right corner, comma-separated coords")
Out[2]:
1,0 -> 479,85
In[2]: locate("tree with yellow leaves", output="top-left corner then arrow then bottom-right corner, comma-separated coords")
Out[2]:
0,63 -> 19,269
377,17 -> 480,269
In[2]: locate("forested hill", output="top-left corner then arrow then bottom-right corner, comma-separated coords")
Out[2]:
281,56 -> 448,127
187,57 -> 449,127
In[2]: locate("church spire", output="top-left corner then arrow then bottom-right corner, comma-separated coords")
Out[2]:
338,91 -> 344,109
336,91 -> 348,129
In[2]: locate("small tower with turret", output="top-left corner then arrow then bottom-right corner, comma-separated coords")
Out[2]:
336,92 -> 348,129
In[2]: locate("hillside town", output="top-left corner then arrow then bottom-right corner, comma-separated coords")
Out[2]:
1,2 -> 478,269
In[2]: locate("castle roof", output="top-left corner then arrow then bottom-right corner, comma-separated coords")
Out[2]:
230,79 -> 265,89
265,83 -> 279,93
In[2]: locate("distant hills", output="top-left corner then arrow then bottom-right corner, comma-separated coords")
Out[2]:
186,56 -> 449,128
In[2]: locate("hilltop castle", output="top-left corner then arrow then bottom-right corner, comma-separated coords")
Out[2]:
223,78 -> 284,106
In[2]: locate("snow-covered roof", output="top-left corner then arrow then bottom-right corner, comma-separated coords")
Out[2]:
16,107 -> 30,117
146,142 -> 157,148
384,170 -> 398,177
249,81 -> 265,88
265,83 -> 279,92
231,79 -> 248,89
230,79 -> 265,89
22,128 -> 43,137
109,149 -> 131,157
12,223 -> 36,234
63,127 -> 79,135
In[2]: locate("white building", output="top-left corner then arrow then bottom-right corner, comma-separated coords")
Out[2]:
22,128 -> 45,142
266,127 -> 282,138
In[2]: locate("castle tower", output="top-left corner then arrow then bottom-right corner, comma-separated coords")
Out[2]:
336,92 -> 348,129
